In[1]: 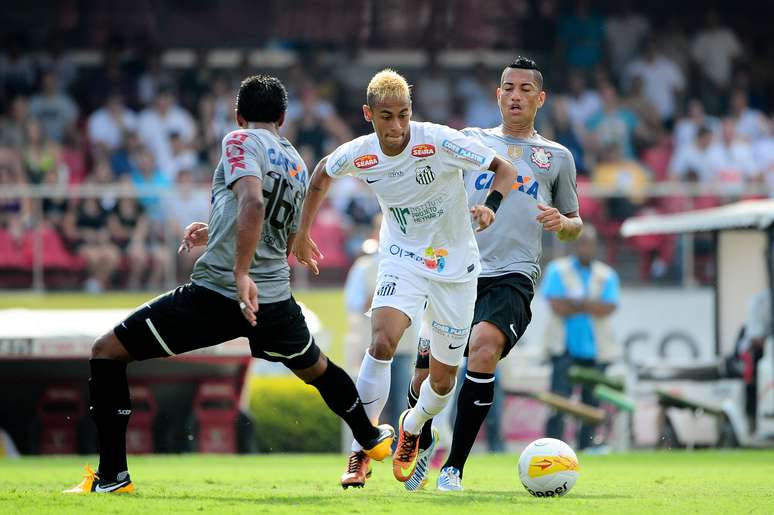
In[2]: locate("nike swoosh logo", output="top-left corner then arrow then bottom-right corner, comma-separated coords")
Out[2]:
448,341 -> 466,350
422,407 -> 433,416
94,480 -> 130,493
362,398 -> 379,405
473,400 -> 493,407
365,178 -> 381,183
509,323 -> 519,338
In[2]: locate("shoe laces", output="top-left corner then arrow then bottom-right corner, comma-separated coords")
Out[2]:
442,467 -> 461,487
397,432 -> 420,462
347,452 -> 366,473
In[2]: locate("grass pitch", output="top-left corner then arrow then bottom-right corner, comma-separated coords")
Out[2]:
1,451 -> 773,514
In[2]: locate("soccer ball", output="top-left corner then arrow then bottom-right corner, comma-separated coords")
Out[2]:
518,438 -> 579,497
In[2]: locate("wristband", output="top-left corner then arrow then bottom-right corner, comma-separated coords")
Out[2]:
484,190 -> 503,213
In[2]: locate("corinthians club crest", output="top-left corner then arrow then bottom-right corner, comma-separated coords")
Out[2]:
530,146 -> 552,170
415,165 -> 436,185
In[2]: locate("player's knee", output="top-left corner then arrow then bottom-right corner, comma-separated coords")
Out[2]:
468,340 -> 503,371
369,329 -> 397,361
91,332 -> 131,362
411,368 -> 429,393
429,373 -> 455,396
468,325 -> 505,371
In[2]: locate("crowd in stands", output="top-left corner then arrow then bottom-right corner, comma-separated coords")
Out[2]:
0,2 -> 772,290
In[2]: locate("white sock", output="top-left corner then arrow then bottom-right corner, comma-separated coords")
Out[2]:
351,351 -> 392,452
403,377 -> 456,435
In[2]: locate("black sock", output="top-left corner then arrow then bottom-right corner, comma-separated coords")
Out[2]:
309,359 -> 380,448
443,371 -> 495,476
408,382 -> 434,450
90,359 -> 131,483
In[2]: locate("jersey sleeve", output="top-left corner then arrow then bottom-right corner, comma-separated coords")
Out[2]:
436,125 -> 496,172
553,149 -> 580,215
325,143 -> 356,178
222,131 -> 265,189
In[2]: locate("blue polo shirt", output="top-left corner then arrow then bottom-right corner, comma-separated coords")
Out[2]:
542,257 -> 620,360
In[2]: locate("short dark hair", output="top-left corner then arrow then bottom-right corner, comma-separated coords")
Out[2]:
236,75 -> 288,123
503,56 -> 543,90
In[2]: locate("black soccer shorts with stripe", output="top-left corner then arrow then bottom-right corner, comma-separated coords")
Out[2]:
467,271 -> 534,360
113,282 -> 320,369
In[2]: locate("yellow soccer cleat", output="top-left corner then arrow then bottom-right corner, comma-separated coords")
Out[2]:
63,465 -> 134,494
362,424 -> 395,462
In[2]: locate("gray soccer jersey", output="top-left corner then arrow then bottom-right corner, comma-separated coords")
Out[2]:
191,128 -> 307,302
462,126 -> 578,284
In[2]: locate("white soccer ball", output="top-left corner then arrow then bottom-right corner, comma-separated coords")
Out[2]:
518,438 -> 579,497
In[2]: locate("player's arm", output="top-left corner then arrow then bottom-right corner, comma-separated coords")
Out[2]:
536,208 -> 583,241
538,149 -> 583,241
292,156 -> 332,275
232,175 -> 264,326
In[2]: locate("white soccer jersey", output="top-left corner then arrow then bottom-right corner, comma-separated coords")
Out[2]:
326,121 -> 496,283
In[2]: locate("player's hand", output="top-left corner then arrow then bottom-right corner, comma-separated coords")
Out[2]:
178,222 -> 208,254
236,273 -> 259,326
536,204 -> 565,232
292,233 -> 324,275
470,205 -> 496,232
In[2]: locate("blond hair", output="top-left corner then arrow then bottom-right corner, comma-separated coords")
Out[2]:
366,69 -> 411,107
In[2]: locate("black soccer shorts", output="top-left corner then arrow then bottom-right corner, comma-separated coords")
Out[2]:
113,282 -> 320,370
466,271 -> 534,360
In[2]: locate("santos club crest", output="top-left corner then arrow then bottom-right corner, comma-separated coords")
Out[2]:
530,147 -> 552,170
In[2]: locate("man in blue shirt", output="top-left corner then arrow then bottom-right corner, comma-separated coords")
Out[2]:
542,225 -> 620,449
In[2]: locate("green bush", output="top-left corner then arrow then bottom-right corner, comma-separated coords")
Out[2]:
248,376 -> 340,453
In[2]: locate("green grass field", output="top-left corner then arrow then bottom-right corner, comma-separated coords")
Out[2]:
1,452 -> 773,514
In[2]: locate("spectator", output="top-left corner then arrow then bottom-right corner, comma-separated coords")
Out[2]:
415,58 -> 453,123
28,70 -> 78,143
624,38 -> 685,126
87,91 -> 138,152
706,119 -> 759,193
0,146 -> 33,240
137,86 -> 196,179
690,11 -> 743,114
108,196 -> 169,290
622,75 -> 662,143
729,90 -> 768,143
167,133 -> 199,180
22,117 -> 66,185
669,125 -> 716,183
129,146 -> 172,222
604,2 -> 650,77
592,143 -> 651,220
542,226 -> 620,450
455,63 -> 501,129
564,70 -> 602,133
753,116 -> 774,195
0,95 -> 30,148
544,98 -> 586,174
167,169 -> 209,279
556,0 -> 605,70
586,82 -> 640,160
62,197 -> 120,293
284,85 -> 351,163
137,54 -> 174,107
673,99 -> 720,151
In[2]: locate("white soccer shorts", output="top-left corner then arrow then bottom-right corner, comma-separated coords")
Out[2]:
370,259 -> 476,366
